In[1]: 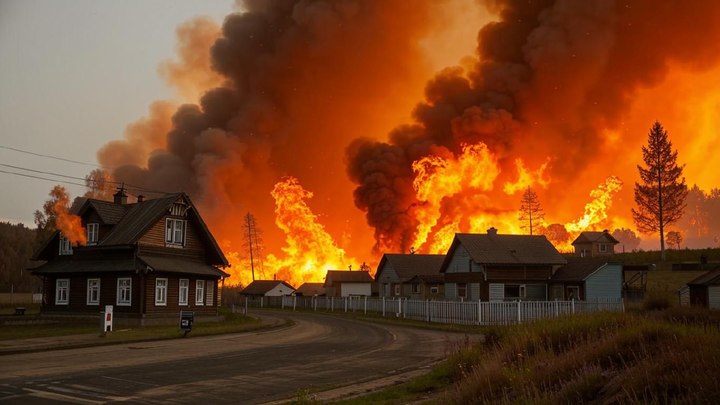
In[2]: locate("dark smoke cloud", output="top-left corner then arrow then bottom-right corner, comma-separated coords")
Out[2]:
346,0 -> 720,253
99,0 -> 434,255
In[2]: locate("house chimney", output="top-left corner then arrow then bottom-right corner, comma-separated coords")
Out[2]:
113,185 -> 128,205
137,194 -> 145,203
487,227 -> 498,235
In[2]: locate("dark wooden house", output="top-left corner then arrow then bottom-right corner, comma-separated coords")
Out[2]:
440,228 -> 567,301
375,254 -> 445,299
31,190 -> 229,325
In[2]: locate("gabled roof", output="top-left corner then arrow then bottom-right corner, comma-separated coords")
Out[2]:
78,199 -> 129,225
551,257 -> 615,282
376,253 -> 445,281
323,270 -> 374,287
687,266 -> 720,286
571,231 -> 619,246
36,193 -> 228,266
296,282 -> 326,296
441,233 -> 566,272
100,193 -> 185,245
240,280 -> 295,295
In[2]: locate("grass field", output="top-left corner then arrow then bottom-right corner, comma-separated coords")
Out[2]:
0,309 -> 263,341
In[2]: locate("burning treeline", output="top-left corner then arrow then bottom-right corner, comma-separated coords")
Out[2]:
86,0 -> 720,286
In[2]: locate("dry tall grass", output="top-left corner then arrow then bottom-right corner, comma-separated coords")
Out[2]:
441,310 -> 720,404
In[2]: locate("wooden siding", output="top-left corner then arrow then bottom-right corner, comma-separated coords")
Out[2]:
143,274 -> 218,315
41,273 -> 141,314
138,214 -> 207,256
445,245 -> 483,274
376,260 -> 400,286
485,266 -> 553,281
444,272 -> 484,283
40,274 -> 218,316
585,263 -> 622,300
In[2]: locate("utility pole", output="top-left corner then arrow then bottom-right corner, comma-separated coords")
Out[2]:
242,213 -> 264,281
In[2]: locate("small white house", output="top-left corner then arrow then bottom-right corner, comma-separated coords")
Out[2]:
240,280 -> 296,297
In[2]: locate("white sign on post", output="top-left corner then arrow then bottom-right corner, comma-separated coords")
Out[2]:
103,305 -> 113,332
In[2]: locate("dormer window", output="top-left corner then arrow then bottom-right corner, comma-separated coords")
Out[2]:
166,218 -> 185,247
87,223 -> 99,245
59,234 -> 73,255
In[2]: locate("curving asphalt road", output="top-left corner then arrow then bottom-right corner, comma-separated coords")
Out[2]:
0,310 -> 470,404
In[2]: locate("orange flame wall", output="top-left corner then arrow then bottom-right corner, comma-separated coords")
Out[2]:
95,1 -> 720,286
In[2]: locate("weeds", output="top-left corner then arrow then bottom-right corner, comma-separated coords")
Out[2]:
438,309 -> 720,404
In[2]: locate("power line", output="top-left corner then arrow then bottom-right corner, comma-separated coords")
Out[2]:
0,145 -> 101,168
0,166 -> 170,197
0,169 -> 87,188
0,163 -> 88,182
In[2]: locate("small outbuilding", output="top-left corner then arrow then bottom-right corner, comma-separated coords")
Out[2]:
550,257 -> 623,301
324,270 -> 373,297
686,267 -> 720,309
295,282 -> 326,297
240,280 -> 295,297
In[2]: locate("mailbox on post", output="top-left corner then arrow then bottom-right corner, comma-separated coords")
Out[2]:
180,310 -> 194,336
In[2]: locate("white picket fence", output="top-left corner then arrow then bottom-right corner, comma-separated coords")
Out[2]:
244,296 -> 624,326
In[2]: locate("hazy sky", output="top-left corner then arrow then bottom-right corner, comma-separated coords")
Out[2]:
0,0 -> 234,226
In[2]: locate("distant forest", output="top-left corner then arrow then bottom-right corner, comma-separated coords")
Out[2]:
0,222 -> 43,293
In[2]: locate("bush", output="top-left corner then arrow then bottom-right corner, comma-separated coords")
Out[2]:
642,293 -> 672,311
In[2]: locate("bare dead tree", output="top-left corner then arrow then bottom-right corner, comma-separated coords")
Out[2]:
519,187 -> 544,235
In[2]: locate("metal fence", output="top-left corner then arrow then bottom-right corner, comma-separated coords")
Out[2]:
240,295 -> 624,326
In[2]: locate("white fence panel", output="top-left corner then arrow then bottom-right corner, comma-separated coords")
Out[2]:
248,296 -> 624,326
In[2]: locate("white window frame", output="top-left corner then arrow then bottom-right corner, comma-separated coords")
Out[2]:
430,285 -> 439,294
206,281 -> 214,306
86,278 -> 100,305
411,283 -> 420,294
86,223 -> 99,245
394,284 -> 400,296
155,278 -> 168,306
165,218 -> 186,247
55,278 -> 69,305
59,234 -> 73,255
117,277 -> 132,306
195,280 -> 205,305
179,279 -> 189,306
599,243 -> 607,253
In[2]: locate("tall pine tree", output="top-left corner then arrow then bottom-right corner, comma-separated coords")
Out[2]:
632,121 -> 688,261
519,187 -> 544,235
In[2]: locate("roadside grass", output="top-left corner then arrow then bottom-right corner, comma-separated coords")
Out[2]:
0,309 -> 263,342
331,308 -> 720,404
0,303 -> 41,316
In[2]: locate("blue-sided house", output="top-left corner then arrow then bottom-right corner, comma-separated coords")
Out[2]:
550,257 -> 623,301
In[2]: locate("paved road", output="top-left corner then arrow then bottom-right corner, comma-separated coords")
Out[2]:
0,311 -> 467,404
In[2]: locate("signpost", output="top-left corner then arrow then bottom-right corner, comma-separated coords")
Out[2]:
100,305 -> 113,336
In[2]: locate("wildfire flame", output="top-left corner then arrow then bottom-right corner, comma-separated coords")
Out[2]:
50,186 -> 87,246
224,177 -> 359,287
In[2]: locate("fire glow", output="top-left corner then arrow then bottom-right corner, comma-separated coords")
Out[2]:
90,1 -> 720,286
